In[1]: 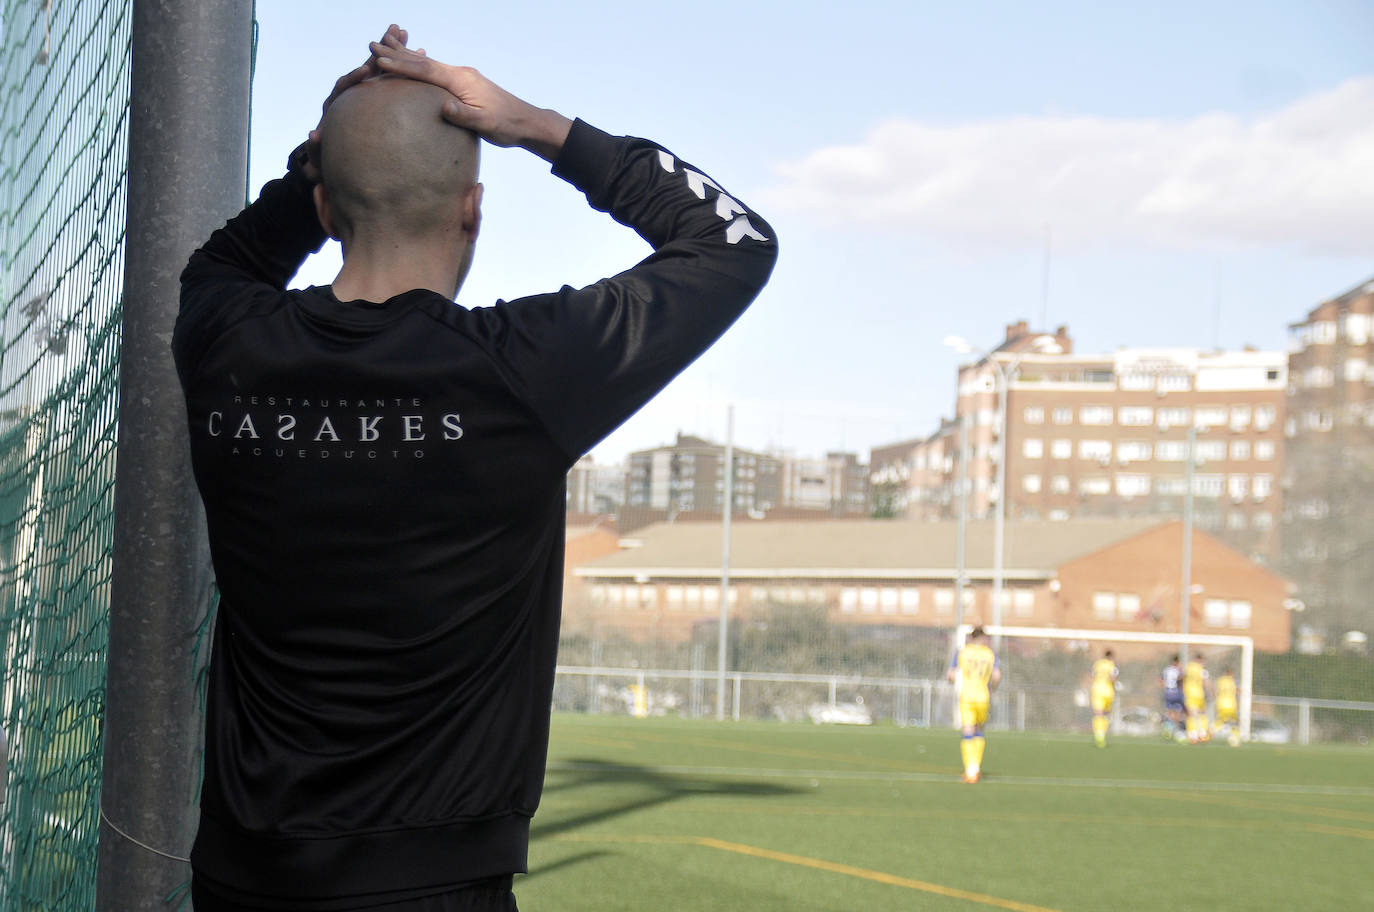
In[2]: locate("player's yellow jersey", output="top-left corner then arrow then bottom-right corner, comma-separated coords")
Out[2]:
1216,673 -> 1237,706
1184,660 -> 1208,705
1091,658 -> 1118,707
955,643 -> 997,704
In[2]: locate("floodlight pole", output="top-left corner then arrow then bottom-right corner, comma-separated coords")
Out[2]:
951,413 -> 969,660
97,2 -> 252,908
1179,423 -> 1197,666
716,405 -> 733,721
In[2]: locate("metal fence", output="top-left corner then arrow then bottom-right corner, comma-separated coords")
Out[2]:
552,665 -> 1374,746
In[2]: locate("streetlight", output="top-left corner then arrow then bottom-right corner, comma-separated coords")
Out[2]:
944,332 -> 1063,652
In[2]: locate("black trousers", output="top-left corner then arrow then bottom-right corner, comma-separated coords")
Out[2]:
191,876 -> 518,912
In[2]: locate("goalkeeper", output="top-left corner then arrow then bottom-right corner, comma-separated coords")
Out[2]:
174,24 -> 776,911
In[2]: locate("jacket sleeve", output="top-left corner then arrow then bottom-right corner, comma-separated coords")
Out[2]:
173,147 -> 328,377
474,119 -> 779,462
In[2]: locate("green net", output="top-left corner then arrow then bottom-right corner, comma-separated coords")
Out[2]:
0,0 -> 130,906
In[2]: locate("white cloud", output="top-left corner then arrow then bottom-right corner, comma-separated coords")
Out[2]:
768,78 -> 1374,255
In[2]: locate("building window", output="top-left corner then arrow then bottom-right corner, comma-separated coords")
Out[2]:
1052,407 -> 1073,425
1156,477 -> 1188,496
1051,439 -> 1072,459
1158,373 -> 1191,392
1196,406 -> 1227,428
1079,439 -> 1112,461
1048,509 -> 1069,520
1157,441 -> 1189,462
934,588 -> 953,615
860,587 -> 879,613
1346,313 -> 1372,345
1255,440 -> 1275,461
1119,407 -> 1153,426
1227,475 -> 1249,500
667,586 -> 684,607
1117,593 -> 1140,622
840,588 -> 859,614
1254,405 -> 1276,431
1229,406 -> 1251,430
1023,439 -> 1044,459
1204,599 -> 1228,627
1194,475 -> 1224,498
1195,440 -> 1226,462
1230,440 -> 1250,461
1116,474 -> 1151,497
1023,474 -> 1042,493
880,587 -> 899,615
1304,366 -> 1334,388
1080,406 -> 1114,425
1051,475 -> 1070,493
1117,441 -> 1152,462
1312,321 -> 1337,344
1345,358 -> 1368,383
1253,474 -> 1273,500
1254,511 -> 1273,529
1157,407 -> 1192,429
1012,590 -> 1033,617
1024,406 -> 1045,424
1093,592 -> 1116,621
1120,372 -> 1154,391
1079,477 -> 1111,495
901,588 -> 919,614
1230,601 -> 1252,629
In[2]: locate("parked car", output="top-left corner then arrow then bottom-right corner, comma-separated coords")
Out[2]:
1248,715 -> 1292,744
808,700 -> 873,725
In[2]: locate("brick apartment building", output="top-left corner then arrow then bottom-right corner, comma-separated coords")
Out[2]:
625,433 -> 782,517
624,433 -> 867,520
874,321 -> 1287,563
1282,276 -> 1374,638
566,517 -> 1291,653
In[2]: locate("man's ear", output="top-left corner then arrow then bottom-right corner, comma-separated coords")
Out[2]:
313,184 -> 341,241
463,182 -> 483,242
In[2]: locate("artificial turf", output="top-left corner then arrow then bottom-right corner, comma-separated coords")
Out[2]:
516,714 -> 1374,911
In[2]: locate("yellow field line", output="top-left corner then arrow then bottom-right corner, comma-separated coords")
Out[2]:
693,836 -> 1063,912
1303,823 -> 1374,841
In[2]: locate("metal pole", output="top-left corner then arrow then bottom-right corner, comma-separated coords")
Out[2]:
716,405 -> 733,720
992,361 -> 1009,653
1179,424 -> 1196,667
952,413 -> 969,663
97,2 -> 252,907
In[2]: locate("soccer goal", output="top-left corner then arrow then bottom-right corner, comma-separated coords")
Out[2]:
955,624 -> 1254,741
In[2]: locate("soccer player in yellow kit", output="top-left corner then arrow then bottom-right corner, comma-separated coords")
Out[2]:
1213,667 -> 1240,746
1090,650 -> 1119,748
948,626 -> 1001,783
1183,653 -> 1210,743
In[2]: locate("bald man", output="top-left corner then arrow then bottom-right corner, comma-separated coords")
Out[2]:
174,26 -> 775,912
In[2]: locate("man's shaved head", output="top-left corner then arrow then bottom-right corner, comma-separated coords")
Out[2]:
318,76 -> 479,245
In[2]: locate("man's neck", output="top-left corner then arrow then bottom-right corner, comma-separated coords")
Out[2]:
330,233 -> 464,303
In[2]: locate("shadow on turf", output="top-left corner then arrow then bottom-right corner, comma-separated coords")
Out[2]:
531,758 -> 800,847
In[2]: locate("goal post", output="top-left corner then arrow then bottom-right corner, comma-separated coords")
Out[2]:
955,624 -> 1254,741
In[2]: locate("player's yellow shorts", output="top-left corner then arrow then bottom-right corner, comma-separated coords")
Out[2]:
1091,687 -> 1115,715
1184,692 -> 1205,714
959,699 -> 989,729
1215,700 -> 1237,724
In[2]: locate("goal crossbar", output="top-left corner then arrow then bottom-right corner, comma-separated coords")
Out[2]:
957,624 -> 1254,740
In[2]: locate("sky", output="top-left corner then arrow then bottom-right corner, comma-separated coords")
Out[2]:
249,0 -> 1374,466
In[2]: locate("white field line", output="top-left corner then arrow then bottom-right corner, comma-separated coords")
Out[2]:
545,761 -> 1374,798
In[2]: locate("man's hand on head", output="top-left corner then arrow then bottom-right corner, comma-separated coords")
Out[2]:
299,24 -> 412,183
368,35 -> 572,163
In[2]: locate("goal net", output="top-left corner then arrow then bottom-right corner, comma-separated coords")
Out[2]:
955,624 -> 1254,740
